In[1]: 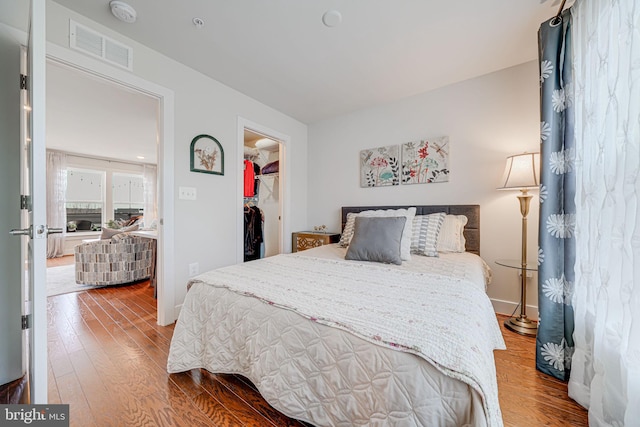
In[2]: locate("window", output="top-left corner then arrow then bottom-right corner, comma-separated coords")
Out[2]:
112,173 -> 144,221
65,164 -> 146,232
65,168 -> 104,231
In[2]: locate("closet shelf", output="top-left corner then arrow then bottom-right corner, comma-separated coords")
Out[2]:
258,172 -> 279,179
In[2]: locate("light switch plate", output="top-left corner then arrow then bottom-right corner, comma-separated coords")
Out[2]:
188,262 -> 199,277
179,186 -> 197,200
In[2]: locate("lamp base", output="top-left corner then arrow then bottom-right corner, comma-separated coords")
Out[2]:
504,316 -> 538,337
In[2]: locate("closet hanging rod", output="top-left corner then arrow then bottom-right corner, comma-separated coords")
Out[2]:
551,0 -> 567,25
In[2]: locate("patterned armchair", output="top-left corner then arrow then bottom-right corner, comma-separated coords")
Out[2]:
74,233 -> 155,286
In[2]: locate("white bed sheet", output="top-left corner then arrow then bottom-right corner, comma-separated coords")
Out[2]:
168,246 -> 505,427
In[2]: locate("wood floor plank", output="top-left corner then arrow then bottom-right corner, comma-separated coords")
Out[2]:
159,374 -> 230,427
169,371 -> 247,426
55,371 -> 97,427
216,374 -> 309,427
46,274 -> 588,427
58,290 -> 207,425
47,333 -> 75,379
47,359 -> 62,404
85,290 -> 171,372
96,290 -> 172,349
193,370 -> 278,427
66,349 -> 126,426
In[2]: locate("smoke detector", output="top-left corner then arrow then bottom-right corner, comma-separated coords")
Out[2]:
322,10 -> 342,28
110,1 -> 137,24
192,17 -> 205,29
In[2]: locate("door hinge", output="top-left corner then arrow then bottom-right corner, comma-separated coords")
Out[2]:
20,74 -> 28,90
20,195 -> 31,210
21,314 -> 31,330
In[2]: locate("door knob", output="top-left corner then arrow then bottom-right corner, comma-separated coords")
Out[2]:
47,227 -> 63,235
9,226 -> 32,237
10,226 -> 62,238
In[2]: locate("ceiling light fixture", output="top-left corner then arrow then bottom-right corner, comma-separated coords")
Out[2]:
110,1 -> 137,24
322,10 -> 342,28
255,138 -> 279,151
136,156 -> 145,160
192,17 -> 205,29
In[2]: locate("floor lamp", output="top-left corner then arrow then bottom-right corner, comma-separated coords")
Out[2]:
498,152 -> 540,336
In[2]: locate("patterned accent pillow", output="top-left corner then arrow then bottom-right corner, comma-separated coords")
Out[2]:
339,208 -> 417,261
436,214 -> 468,253
410,213 -> 446,257
339,212 -> 357,247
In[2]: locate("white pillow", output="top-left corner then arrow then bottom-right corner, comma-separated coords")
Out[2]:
436,214 -> 468,253
340,207 -> 417,261
410,212 -> 446,257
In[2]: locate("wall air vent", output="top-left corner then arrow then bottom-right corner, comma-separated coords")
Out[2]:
69,20 -> 133,71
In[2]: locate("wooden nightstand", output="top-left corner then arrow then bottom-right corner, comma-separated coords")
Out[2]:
292,231 -> 340,253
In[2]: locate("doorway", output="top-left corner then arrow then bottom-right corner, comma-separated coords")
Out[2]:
46,42 -> 176,326
45,57 -> 160,302
243,129 -> 281,260
237,118 -> 290,263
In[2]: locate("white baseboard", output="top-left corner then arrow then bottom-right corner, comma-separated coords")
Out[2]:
491,298 -> 538,321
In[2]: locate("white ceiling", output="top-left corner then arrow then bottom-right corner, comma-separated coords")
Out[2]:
46,61 -> 159,164
50,0 -> 565,124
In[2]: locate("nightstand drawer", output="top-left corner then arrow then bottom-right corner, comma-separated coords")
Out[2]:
292,232 -> 340,253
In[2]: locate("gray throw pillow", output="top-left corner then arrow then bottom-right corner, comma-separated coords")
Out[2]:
345,216 -> 406,265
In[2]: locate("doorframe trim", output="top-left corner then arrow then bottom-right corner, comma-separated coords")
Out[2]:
46,42 -> 176,326
237,117 -> 291,263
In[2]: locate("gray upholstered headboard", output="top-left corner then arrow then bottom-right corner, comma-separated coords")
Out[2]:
341,205 -> 480,255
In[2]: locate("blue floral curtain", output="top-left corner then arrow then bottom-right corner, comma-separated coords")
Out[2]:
536,11 -> 575,380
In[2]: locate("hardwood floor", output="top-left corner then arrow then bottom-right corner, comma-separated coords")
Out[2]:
496,321 -> 588,426
46,261 -> 588,426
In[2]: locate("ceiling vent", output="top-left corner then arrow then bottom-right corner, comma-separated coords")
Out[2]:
69,20 -> 133,71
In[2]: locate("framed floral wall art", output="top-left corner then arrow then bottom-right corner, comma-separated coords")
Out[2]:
401,136 -> 449,184
360,145 -> 400,187
190,134 -> 224,175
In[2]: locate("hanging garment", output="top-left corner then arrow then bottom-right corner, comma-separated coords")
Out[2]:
244,160 -> 255,197
253,162 -> 261,196
244,206 -> 263,261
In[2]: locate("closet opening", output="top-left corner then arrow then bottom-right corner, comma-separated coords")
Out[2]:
243,129 -> 282,261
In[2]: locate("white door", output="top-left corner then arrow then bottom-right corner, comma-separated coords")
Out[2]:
9,0 -> 50,404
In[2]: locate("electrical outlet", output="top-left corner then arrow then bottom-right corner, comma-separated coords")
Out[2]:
179,186 -> 197,200
518,270 -> 535,278
188,262 -> 199,277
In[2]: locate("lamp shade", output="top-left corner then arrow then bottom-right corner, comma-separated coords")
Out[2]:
498,152 -> 540,190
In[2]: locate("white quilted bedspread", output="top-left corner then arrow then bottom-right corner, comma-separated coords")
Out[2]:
168,251 -> 505,427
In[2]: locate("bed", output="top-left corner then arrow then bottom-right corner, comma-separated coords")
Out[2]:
167,205 -> 506,427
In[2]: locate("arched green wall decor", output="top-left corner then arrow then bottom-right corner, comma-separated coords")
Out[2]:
190,134 -> 224,175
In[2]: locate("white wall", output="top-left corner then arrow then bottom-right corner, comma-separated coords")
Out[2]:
307,61 -> 541,317
43,1 -> 309,311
